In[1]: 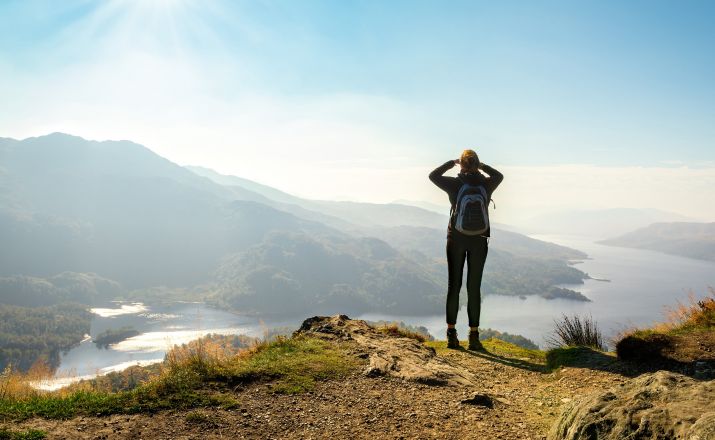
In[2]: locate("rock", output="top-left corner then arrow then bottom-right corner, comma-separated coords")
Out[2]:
296,315 -> 475,387
461,394 -> 494,408
549,371 -> 715,440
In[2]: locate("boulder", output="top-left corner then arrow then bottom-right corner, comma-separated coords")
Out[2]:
549,370 -> 715,440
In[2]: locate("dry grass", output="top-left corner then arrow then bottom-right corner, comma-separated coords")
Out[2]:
0,332 -> 357,420
165,334 -> 257,373
614,289 -> 715,362
617,288 -> 715,341
659,288 -> 715,333
374,323 -> 427,343
0,359 -> 55,401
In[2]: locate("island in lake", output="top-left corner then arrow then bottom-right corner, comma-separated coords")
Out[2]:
93,327 -> 140,348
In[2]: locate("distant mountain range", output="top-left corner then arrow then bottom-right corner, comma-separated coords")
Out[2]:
0,133 -> 591,316
600,222 -> 715,261
521,208 -> 694,239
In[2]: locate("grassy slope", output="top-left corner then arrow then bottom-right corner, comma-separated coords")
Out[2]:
0,336 -> 359,422
615,292 -> 715,363
1,328 -> 622,424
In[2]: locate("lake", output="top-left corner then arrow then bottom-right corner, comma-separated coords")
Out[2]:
40,235 -> 715,388
358,235 -> 715,348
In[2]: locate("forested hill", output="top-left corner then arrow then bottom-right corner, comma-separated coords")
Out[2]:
0,303 -> 91,371
1,133 -> 590,319
600,222 -> 715,261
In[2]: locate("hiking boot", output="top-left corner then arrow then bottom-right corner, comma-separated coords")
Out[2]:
447,328 -> 460,349
468,330 -> 484,351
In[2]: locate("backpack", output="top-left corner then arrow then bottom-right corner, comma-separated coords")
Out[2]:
451,182 -> 490,236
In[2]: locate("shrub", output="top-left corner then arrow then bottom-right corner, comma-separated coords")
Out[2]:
548,314 -> 604,350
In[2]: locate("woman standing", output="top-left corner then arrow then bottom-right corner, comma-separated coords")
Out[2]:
429,149 -> 503,349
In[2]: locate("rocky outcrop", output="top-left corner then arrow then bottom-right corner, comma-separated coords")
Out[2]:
549,370 -> 715,440
295,315 -> 475,387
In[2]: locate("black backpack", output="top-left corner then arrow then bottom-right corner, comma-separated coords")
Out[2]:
451,182 -> 490,235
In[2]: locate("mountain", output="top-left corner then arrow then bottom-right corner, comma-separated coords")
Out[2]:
187,165 -> 449,229
390,199 -> 447,214
188,165 -> 592,303
599,222 -> 715,261
0,133 -> 336,287
210,232 -> 444,316
0,272 -> 124,307
0,133 -> 591,316
520,208 -> 695,239
185,165 -> 304,206
185,165 -> 356,230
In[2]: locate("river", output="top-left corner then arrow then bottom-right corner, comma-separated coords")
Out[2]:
36,302 -> 302,390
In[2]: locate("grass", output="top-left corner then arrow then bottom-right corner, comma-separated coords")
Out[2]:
623,288 -> 715,338
428,334 -> 620,372
209,335 -> 359,394
427,337 -> 546,364
374,323 -> 428,343
616,289 -> 715,345
658,289 -> 715,334
184,410 -> 223,427
614,290 -> 715,362
0,429 -> 46,440
545,346 -> 618,370
547,314 -> 604,351
0,335 -> 358,421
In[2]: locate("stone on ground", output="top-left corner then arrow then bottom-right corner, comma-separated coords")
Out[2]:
549,370 -> 715,440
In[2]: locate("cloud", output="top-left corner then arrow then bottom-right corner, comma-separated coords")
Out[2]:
1,1 -> 713,225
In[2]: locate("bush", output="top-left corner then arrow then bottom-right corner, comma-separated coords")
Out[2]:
548,314 -> 604,350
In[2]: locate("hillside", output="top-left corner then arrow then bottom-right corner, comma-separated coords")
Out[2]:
0,133 -> 592,316
599,222 -> 715,261
2,315 -> 712,439
521,208 -> 694,238
187,165 -> 449,229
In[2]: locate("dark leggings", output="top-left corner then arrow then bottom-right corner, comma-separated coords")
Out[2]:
446,236 -> 488,327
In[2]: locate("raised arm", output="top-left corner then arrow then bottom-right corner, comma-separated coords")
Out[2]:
429,160 -> 457,193
479,163 -> 504,193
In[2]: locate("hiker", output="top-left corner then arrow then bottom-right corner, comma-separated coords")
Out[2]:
429,150 -> 503,350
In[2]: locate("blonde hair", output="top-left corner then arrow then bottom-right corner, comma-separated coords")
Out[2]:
460,149 -> 480,173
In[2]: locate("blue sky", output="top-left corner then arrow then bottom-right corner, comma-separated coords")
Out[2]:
1,0 -> 714,219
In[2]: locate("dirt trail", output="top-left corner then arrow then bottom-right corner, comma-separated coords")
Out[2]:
5,317 -> 631,439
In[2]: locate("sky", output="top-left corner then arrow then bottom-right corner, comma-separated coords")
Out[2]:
1,0 -> 714,224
